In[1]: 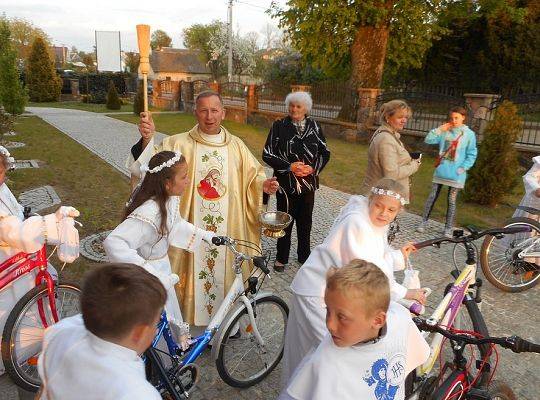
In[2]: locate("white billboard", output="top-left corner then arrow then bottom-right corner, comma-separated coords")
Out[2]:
95,31 -> 122,72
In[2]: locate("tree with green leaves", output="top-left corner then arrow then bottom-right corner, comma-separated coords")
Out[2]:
1,16 -> 51,62
124,51 -> 140,74
0,19 -> 27,114
133,83 -> 144,115
271,0 -> 448,88
26,36 -> 62,102
463,101 -> 522,206
106,81 -> 122,110
151,30 -> 172,51
183,21 -> 227,80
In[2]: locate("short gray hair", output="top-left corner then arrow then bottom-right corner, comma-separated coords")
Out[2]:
195,90 -> 224,109
285,91 -> 313,113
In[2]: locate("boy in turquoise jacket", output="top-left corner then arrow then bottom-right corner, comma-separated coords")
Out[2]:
417,106 -> 478,237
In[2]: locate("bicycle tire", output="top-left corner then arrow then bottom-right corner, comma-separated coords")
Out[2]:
1,281 -> 81,392
486,380 -> 517,400
480,217 -> 540,292
451,241 -> 479,270
215,295 -> 288,388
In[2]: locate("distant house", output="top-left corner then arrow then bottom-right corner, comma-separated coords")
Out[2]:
52,46 -> 68,68
139,48 -> 211,82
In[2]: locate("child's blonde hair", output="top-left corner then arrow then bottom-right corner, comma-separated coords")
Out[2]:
367,178 -> 407,205
326,259 -> 390,315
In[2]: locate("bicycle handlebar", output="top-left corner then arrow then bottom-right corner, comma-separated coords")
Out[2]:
211,236 -> 270,275
414,226 -> 532,249
413,317 -> 540,354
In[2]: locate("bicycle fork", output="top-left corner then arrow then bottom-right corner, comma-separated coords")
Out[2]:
238,295 -> 265,346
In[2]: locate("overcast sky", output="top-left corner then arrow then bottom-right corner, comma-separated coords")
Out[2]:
2,0 -> 286,52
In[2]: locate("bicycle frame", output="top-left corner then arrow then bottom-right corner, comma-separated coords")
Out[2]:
0,246 -> 58,326
417,262 -> 477,377
151,264 -> 265,369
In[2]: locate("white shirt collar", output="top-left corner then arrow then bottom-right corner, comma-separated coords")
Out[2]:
87,331 -> 141,362
198,127 -> 225,144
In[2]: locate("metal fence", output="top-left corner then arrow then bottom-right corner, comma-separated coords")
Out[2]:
220,82 -> 246,108
256,83 -> 289,114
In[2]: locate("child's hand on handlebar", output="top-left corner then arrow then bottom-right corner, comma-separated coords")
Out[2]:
400,243 -> 417,258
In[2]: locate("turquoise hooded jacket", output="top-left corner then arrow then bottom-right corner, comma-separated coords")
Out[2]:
425,125 -> 478,188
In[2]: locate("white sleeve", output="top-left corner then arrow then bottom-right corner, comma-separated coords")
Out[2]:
523,163 -> 540,195
405,317 -> 430,374
390,280 -> 408,301
169,217 -> 215,252
103,218 -> 153,267
0,213 -> 60,253
384,246 -> 406,271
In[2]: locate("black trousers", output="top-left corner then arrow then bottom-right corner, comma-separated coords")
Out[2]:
276,190 -> 315,264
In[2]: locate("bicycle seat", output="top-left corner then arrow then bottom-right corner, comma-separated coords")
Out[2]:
516,206 -> 540,216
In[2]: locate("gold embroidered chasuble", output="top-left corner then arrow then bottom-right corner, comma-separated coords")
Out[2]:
138,125 -> 266,325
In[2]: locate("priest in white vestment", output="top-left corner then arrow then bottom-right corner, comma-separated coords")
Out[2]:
127,91 -> 279,326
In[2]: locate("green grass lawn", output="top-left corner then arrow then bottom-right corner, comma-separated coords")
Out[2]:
27,101 -> 160,114
9,116 -> 131,281
112,112 -> 525,228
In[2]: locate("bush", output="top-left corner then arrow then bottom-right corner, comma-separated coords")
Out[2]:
0,20 -> 27,114
0,110 -> 14,141
133,83 -> 144,115
26,37 -> 62,102
106,81 -> 122,110
463,101 -> 522,206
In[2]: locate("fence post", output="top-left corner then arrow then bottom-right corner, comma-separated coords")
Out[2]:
464,93 -> 500,138
208,81 -> 220,93
357,88 -> 382,131
69,79 -> 79,97
290,84 -> 311,93
247,84 -> 258,112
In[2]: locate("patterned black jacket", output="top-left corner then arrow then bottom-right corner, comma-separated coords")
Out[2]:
262,116 -> 331,195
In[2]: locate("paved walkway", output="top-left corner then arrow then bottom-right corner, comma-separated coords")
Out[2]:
3,107 -> 538,400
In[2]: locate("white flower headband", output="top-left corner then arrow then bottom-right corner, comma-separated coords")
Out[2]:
370,187 -> 407,205
140,151 -> 182,175
0,146 -> 15,168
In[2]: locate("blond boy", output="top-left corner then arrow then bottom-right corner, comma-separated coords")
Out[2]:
280,259 -> 430,400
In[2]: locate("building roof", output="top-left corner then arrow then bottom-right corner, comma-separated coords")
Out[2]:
150,48 -> 210,74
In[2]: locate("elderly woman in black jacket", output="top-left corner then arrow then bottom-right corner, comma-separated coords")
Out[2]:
262,91 -> 331,272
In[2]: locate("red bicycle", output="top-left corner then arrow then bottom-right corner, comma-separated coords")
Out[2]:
0,244 -> 81,392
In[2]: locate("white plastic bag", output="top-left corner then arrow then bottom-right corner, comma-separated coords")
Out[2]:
57,217 -> 80,263
399,259 -> 430,315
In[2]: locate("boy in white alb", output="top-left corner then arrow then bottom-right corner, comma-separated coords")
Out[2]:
280,259 -> 430,400
38,264 -> 165,400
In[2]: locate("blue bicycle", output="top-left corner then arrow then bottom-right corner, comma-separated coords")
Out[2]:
144,236 -> 289,399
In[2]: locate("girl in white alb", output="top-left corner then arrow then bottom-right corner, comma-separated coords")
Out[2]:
104,151 -> 214,345
0,146 -> 79,374
281,178 -> 427,386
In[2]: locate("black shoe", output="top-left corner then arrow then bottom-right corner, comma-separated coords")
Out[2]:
273,262 -> 286,272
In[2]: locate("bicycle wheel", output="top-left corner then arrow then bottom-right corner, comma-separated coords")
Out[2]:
486,380 -> 517,400
480,217 -> 540,292
1,281 -> 81,392
215,295 -> 288,388
451,241 -> 479,270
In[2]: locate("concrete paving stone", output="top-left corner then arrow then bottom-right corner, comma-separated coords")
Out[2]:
18,185 -> 61,213
3,107 -> 534,400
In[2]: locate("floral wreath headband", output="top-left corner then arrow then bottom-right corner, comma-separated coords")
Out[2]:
0,146 -> 15,168
370,187 -> 407,206
140,151 -> 182,175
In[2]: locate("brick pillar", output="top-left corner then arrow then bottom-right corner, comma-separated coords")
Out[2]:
171,81 -> 181,110
357,88 -> 382,131
464,93 -> 500,138
290,84 -> 311,93
152,79 -> 161,108
247,84 -> 258,112
208,81 -> 219,93
69,79 -> 79,96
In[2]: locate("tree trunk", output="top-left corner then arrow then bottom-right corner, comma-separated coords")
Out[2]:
350,24 -> 391,89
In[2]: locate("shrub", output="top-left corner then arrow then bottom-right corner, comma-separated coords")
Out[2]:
463,101 -> 522,206
133,83 -> 144,115
26,37 -> 61,102
0,20 -> 27,114
106,81 -> 122,110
